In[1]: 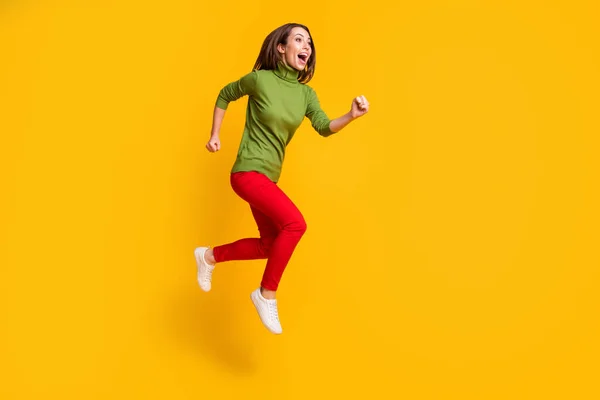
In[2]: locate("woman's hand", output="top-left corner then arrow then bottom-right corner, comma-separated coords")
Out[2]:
350,95 -> 370,119
329,95 -> 371,133
206,135 -> 221,152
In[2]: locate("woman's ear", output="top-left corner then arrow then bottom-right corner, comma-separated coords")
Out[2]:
277,43 -> 285,54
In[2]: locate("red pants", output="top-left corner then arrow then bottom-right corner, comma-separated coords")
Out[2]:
212,171 -> 307,291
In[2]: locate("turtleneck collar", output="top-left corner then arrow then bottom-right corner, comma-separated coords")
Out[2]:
273,61 -> 300,83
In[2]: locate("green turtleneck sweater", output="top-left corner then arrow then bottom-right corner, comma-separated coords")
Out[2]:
215,62 -> 333,183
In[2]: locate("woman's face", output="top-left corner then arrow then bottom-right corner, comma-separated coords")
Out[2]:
278,27 -> 312,71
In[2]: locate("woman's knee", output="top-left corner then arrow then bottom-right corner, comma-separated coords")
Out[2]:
286,216 -> 307,236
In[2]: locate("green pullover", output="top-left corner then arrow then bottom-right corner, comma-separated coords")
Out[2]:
216,61 -> 333,182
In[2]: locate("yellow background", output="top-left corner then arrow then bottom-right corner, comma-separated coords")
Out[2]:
1,1 -> 599,398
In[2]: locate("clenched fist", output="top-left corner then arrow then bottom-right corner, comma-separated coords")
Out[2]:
206,135 -> 221,152
351,95 -> 370,119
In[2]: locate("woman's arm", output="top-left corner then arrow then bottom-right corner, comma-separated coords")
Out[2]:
206,71 -> 259,153
206,106 -> 226,152
306,88 -> 369,137
329,95 -> 370,133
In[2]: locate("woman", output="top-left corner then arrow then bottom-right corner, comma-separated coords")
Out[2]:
195,23 -> 369,334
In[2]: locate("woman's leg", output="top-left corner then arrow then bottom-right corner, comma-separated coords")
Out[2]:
221,171 -> 307,292
224,171 -> 306,335
196,171 -> 306,334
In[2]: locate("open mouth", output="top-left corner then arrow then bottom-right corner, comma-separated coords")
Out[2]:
298,53 -> 308,63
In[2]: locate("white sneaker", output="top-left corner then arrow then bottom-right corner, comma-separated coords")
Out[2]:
194,247 -> 215,292
250,288 -> 283,334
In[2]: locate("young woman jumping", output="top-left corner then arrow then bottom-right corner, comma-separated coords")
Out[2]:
195,22 -> 370,334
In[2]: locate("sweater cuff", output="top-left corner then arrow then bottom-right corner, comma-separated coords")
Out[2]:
215,97 -> 229,110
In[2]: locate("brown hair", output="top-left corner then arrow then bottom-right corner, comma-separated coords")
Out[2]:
253,23 -> 316,84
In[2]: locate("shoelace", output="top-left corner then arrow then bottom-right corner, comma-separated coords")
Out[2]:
268,301 -> 279,322
203,265 -> 214,284
202,252 -> 214,283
